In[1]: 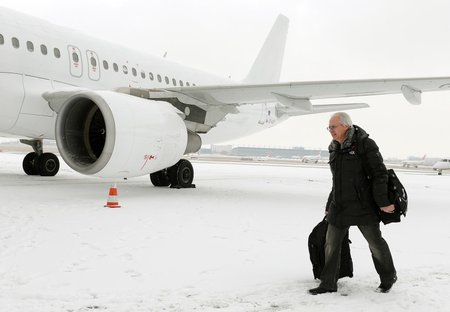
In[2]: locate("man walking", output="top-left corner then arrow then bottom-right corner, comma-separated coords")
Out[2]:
309,112 -> 397,295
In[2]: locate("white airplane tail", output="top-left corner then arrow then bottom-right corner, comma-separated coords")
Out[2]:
242,14 -> 289,84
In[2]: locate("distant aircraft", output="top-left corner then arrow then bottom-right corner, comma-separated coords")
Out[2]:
301,151 -> 323,163
2,7 -> 450,188
432,159 -> 450,175
401,154 -> 426,168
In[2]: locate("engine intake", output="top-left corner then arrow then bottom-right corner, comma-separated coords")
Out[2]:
55,90 -> 190,178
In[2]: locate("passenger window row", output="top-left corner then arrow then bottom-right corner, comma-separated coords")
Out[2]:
0,33 -> 61,58
101,59 -> 196,87
0,33 -> 196,87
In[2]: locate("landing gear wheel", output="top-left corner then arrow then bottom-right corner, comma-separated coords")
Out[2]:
168,159 -> 195,188
150,169 -> 170,187
21,139 -> 59,177
22,152 -> 39,175
23,152 -> 60,176
36,153 -> 60,176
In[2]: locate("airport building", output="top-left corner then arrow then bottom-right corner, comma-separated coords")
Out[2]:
200,145 -> 323,159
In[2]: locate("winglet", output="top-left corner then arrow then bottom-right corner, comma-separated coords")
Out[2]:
242,14 -> 289,84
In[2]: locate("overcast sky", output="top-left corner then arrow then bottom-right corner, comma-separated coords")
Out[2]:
1,0 -> 450,158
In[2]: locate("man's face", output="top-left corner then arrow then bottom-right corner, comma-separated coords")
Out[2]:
328,115 -> 350,143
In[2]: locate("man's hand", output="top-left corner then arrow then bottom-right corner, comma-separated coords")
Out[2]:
380,204 -> 395,213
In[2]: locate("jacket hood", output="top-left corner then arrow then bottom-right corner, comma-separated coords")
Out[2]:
329,125 -> 369,152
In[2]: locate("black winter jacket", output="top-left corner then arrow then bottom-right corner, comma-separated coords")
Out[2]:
325,125 -> 390,227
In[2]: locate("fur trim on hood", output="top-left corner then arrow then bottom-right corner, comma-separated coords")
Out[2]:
328,125 -> 368,152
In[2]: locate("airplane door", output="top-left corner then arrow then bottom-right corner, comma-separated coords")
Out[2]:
68,45 -> 83,77
87,50 -> 100,81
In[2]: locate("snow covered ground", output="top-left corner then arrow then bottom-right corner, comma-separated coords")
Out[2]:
1,152 -> 449,312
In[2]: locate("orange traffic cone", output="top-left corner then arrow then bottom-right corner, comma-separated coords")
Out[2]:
104,184 -> 121,208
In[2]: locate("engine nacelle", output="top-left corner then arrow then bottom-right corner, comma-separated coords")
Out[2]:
55,90 -> 188,178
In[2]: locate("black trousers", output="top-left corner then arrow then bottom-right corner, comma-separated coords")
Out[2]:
319,223 -> 396,290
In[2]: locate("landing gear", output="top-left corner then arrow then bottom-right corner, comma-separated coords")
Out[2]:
150,159 -> 195,188
20,139 -> 60,176
150,168 -> 170,187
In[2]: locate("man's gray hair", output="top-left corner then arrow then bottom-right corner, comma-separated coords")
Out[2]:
333,112 -> 353,127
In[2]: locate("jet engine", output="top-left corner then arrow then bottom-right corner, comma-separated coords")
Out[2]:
54,90 -> 193,178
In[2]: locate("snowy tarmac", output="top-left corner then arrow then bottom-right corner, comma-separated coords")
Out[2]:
1,152 -> 449,312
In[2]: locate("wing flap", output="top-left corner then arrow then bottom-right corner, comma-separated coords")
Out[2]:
277,103 -> 370,117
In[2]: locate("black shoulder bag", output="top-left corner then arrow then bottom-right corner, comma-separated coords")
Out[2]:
358,141 -> 408,225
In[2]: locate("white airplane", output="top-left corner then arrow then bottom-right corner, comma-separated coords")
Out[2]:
401,154 -> 426,168
432,159 -> 450,175
2,7 -> 450,188
301,151 -> 324,164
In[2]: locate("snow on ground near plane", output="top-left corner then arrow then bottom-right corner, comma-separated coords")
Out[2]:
0,152 -> 449,312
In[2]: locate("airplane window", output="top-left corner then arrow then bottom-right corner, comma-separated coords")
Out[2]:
26,41 -> 34,52
12,37 -> 20,48
179,80 -> 184,87
165,76 -> 169,84
40,44 -> 48,55
113,63 -> 119,72
54,48 -> 61,58
193,83 -> 196,86
141,71 -> 146,79
72,52 -> 79,63
0,34 -> 4,45
123,65 -> 128,74
149,72 -> 154,80
172,78 -> 177,86
90,57 -> 97,67
186,82 -> 190,86
132,68 -> 137,77
157,74 -> 162,83
103,60 -> 109,70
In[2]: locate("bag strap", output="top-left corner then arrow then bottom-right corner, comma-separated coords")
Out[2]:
355,138 -> 372,180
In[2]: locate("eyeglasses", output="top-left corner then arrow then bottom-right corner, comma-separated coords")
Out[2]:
327,124 -> 341,131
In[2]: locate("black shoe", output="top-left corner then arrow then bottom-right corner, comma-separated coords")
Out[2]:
377,276 -> 397,293
308,287 -> 337,295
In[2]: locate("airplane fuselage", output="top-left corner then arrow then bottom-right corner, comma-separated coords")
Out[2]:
0,7 -> 279,143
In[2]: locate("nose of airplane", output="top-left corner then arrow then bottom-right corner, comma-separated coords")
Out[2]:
433,160 -> 449,170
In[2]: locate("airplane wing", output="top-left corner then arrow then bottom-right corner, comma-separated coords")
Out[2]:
113,75 -> 450,131
118,76 -> 450,107
164,76 -> 450,105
